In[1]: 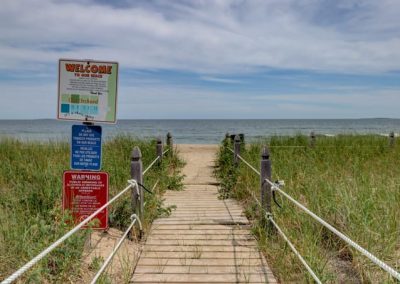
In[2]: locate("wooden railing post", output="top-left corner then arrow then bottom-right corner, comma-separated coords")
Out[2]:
239,133 -> 245,145
260,146 -> 272,214
156,137 -> 163,164
389,132 -> 395,147
166,132 -> 173,156
310,131 -> 316,148
234,135 -> 241,166
225,132 -> 230,142
131,146 -> 143,235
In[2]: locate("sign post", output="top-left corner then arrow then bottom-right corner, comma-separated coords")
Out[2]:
63,171 -> 109,229
58,58 -> 118,231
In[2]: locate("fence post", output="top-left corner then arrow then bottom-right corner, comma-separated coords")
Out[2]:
166,132 -> 173,156
130,146 -> 143,237
260,146 -> 272,214
234,135 -> 241,166
389,132 -> 395,147
239,134 -> 245,145
156,137 -> 163,164
310,131 -> 316,148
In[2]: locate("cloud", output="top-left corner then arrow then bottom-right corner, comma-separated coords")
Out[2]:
200,76 -> 243,84
1,0 -> 400,74
1,0 -> 400,119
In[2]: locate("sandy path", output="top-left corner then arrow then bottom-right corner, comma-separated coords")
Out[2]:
178,144 -> 219,185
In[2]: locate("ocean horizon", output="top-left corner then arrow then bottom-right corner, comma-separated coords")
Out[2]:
0,118 -> 399,144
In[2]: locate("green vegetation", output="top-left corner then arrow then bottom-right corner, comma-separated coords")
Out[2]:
0,136 -> 184,283
216,135 -> 399,283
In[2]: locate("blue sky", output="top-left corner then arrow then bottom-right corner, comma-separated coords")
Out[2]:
1,0 -> 400,119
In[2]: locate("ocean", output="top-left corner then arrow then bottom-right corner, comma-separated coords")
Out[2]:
0,119 -> 399,144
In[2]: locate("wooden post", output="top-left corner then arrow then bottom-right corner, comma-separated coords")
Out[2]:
131,146 -> 143,235
260,146 -> 272,213
389,132 -> 395,147
310,131 -> 316,148
156,137 -> 163,164
239,133 -> 245,145
166,132 -> 173,156
234,135 -> 241,166
225,132 -> 230,142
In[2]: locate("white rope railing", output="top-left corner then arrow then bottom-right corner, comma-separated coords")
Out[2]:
143,179 -> 160,209
1,180 -> 138,284
237,154 -> 260,176
228,148 -> 260,176
143,156 -> 160,175
268,215 -> 322,284
264,178 -> 400,281
90,214 -> 142,284
143,148 -> 170,175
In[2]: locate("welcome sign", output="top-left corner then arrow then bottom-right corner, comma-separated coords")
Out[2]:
57,59 -> 118,123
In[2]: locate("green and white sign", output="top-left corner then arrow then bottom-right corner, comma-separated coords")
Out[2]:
57,59 -> 118,123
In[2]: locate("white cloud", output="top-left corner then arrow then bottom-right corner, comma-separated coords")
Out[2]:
0,0 -> 400,74
1,0 -> 400,119
200,76 -> 242,84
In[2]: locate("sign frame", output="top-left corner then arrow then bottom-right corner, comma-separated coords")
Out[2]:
62,170 -> 109,230
57,58 -> 118,124
71,124 -> 102,171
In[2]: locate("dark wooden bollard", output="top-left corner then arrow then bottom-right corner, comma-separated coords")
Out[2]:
389,132 -> 395,147
225,132 -> 230,142
234,135 -> 241,166
310,131 -> 316,148
260,146 -> 272,213
131,147 -> 143,234
166,132 -> 173,156
156,137 -> 163,164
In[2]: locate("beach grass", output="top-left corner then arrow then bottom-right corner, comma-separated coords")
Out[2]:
216,135 -> 399,283
0,136 -> 183,283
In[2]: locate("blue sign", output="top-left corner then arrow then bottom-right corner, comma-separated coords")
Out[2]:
71,125 -> 102,171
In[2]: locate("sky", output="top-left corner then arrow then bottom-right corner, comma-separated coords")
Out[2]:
1,0 -> 400,119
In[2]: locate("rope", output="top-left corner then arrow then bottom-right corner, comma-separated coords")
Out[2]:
1,181 -> 138,284
237,154 -> 260,176
151,179 -> 160,192
143,156 -> 160,175
162,148 -> 170,155
227,148 -> 261,176
265,178 -> 400,281
143,180 -> 159,209
268,215 -> 322,284
90,215 -> 138,284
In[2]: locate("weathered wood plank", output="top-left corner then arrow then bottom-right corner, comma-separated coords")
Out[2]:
131,273 -> 277,283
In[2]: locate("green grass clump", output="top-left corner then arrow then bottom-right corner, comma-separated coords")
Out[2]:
215,135 -> 400,283
0,136 -> 184,283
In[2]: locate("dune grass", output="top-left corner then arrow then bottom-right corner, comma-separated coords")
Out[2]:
216,135 -> 399,283
0,136 -> 184,283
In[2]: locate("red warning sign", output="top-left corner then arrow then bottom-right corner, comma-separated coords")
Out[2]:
62,171 -> 109,229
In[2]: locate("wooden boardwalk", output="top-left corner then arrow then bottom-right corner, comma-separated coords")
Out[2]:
131,145 -> 276,283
